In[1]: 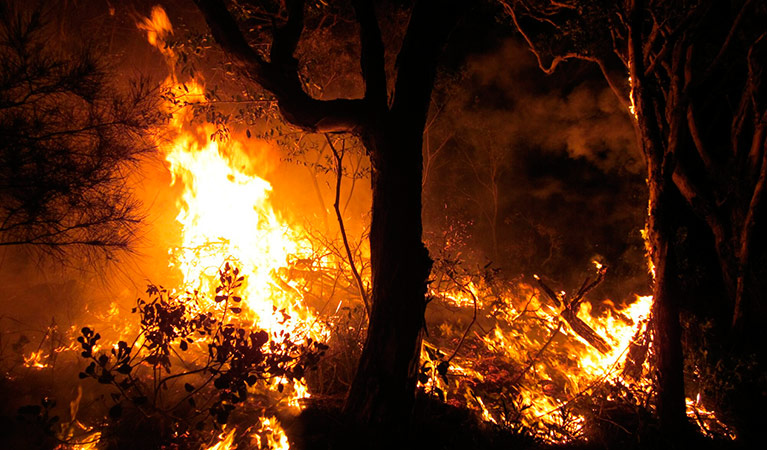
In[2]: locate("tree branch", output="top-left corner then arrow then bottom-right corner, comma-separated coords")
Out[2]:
390,0 -> 459,129
325,134 -> 370,318
352,0 -> 387,111
700,0 -> 755,86
733,122 -> 767,329
193,0 -> 367,132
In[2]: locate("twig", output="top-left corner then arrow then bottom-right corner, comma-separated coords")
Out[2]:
324,134 -> 370,318
443,272 -> 479,364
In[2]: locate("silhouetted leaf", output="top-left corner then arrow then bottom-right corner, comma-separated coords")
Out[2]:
108,404 -> 122,419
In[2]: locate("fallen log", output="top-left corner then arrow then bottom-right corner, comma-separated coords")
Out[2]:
535,272 -> 612,355
621,320 -> 650,380
561,309 -> 611,354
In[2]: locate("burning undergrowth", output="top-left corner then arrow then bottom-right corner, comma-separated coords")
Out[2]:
73,262 -> 325,449
0,4 -> 743,450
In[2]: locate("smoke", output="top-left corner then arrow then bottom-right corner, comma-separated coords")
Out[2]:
424,38 -> 649,301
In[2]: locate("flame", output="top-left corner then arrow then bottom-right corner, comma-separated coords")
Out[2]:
628,75 -> 638,120
131,6 -> 731,445
23,349 -> 49,369
136,6 -> 175,62
69,432 -> 101,450
426,271 -> 655,442
205,428 -> 236,450
252,416 -> 291,450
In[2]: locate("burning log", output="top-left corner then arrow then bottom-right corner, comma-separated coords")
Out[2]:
621,320 -> 650,381
534,269 -> 612,355
560,309 -> 611,355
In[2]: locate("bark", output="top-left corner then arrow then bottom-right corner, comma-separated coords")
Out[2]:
646,183 -> 687,435
343,1 -> 458,431
343,124 -> 432,432
628,0 -> 687,434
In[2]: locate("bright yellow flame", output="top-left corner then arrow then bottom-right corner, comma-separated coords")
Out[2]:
23,350 -> 49,369
69,432 -> 101,450
138,6 -> 329,417
136,6 -> 175,62
628,75 -> 638,120
427,271 -> 656,442
205,428 -> 236,450
252,416 -> 290,450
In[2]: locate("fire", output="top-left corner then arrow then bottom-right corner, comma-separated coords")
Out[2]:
252,416 -> 291,450
134,6 -> 329,445
205,428 -> 236,450
23,349 -> 49,369
164,116 -> 318,335
69,433 -> 102,450
201,417 -> 290,450
136,6 -> 175,63
425,270 -> 655,442
129,5 -> 730,447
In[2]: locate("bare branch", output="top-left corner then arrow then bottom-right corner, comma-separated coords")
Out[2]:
193,0 -> 367,132
733,125 -> 767,328
325,134 -> 370,318
701,0 -> 755,85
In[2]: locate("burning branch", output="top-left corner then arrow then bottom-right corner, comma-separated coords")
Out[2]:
534,268 -> 611,354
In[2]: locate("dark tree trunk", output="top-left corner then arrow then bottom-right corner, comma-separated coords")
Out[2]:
646,180 -> 687,436
342,1 -> 458,432
342,123 -> 432,431
628,1 -> 689,429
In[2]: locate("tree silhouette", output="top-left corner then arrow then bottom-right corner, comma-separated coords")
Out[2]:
0,3 -> 160,260
192,0 -> 460,434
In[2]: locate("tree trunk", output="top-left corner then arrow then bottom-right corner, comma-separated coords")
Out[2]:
342,120 -> 433,433
647,180 -> 687,437
341,0 -> 457,435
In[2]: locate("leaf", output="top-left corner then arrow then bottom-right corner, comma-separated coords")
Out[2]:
437,361 -> 450,384
184,383 -> 195,392
246,129 -> 251,138
180,340 -> 188,351
108,404 -> 122,419
230,307 -> 242,314
434,387 -> 445,402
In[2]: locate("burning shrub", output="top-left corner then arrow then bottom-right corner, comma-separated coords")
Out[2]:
75,263 -> 327,448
